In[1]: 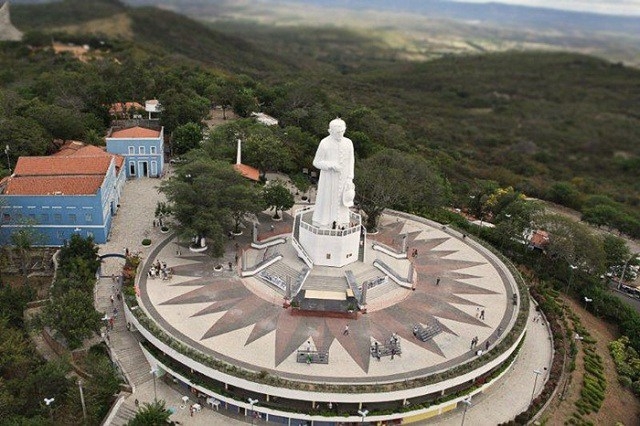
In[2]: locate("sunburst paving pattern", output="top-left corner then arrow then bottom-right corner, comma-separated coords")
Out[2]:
140,213 -> 514,383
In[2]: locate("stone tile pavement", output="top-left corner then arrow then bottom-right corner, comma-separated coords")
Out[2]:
96,171 -> 554,425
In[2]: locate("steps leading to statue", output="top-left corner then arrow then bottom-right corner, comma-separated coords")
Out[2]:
303,275 -> 348,293
366,278 -> 399,301
263,261 -> 300,289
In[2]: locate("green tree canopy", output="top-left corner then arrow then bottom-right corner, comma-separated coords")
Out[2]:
355,149 -> 450,230
160,156 -> 264,257
128,400 -> 172,426
263,180 -> 294,219
42,288 -> 102,350
172,122 -> 203,156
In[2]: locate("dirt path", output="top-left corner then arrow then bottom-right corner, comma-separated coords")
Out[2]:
542,296 -> 640,425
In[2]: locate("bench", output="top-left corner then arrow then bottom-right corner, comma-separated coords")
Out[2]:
296,350 -> 329,364
370,341 -> 402,358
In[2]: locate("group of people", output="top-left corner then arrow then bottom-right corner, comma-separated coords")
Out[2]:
148,259 -> 173,280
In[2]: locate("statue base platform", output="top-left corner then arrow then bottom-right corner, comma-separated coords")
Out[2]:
297,209 -> 362,268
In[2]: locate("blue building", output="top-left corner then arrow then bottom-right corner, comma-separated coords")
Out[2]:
0,144 -> 125,246
106,126 -> 165,178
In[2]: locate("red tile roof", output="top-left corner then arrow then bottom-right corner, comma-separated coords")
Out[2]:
14,156 -> 112,177
53,142 -> 124,175
110,126 -> 161,139
233,163 -> 261,182
4,175 -> 104,195
530,230 -> 550,248
53,140 -> 85,156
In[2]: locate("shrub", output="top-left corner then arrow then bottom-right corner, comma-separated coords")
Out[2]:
142,238 -> 152,246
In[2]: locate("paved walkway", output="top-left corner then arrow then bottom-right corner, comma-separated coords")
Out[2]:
97,172 -> 554,425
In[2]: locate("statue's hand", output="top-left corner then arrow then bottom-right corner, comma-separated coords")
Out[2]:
327,162 -> 340,172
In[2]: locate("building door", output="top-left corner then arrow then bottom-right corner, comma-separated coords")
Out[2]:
138,161 -> 148,177
129,162 -> 136,177
151,161 -> 158,177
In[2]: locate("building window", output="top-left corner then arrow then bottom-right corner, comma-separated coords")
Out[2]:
129,162 -> 136,176
139,146 -> 145,155
128,146 -> 134,154
85,213 -> 92,222
29,214 -> 36,221
69,213 -> 77,224
41,214 -> 48,223
2,213 -> 10,222
16,213 -> 23,222
54,213 -> 62,223
150,146 -> 157,154
326,253 -> 331,259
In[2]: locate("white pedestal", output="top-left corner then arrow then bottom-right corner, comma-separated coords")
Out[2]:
299,226 -> 360,267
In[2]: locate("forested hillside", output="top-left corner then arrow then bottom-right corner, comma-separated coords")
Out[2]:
4,0 -> 640,236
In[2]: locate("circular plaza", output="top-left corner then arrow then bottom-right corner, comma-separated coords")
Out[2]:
126,209 -> 527,424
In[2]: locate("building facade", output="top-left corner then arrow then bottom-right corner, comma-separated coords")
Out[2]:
0,146 -> 125,246
106,126 -> 165,178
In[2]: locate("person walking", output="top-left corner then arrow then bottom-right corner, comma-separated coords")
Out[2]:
343,324 -> 349,335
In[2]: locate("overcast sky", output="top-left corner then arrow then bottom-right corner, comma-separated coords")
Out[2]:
451,0 -> 640,16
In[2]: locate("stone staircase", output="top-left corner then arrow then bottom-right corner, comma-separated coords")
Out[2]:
263,261 -> 300,293
366,277 -> 399,301
111,402 -> 138,426
303,274 -> 348,292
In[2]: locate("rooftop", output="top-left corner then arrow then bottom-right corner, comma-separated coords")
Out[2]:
14,156 -> 112,177
234,163 -> 261,182
4,175 -> 105,195
109,126 -> 161,139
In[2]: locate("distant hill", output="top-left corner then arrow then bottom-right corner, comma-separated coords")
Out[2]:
287,0 -> 640,36
10,0 -> 293,75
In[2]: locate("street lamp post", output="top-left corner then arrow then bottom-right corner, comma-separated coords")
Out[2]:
44,397 -> 55,422
248,398 -> 258,425
357,409 -> 369,424
584,297 -> 593,310
5,144 -> 11,173
150,367 -> 158,402
618,253 -> 639,289
531,369 -> 542,405
460,396 -> 472,426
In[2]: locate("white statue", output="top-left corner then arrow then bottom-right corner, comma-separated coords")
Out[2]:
312,118 -> 355,229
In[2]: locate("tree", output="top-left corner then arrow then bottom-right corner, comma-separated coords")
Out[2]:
226,185 -> 264,233
128,400 -> 172,426
582,204 -> 624,230
533,213 -> 605,275
244,130 -> 293,178
355,149 -> 449,231
42,289 -> 102,350
172,122 -> 203,156
10,226 -> 44,285
160,157 -> 263,257
58,234 -> 100,281
263,181 -> 294,220
494,197 -> 543,250
602,234 -> 630,271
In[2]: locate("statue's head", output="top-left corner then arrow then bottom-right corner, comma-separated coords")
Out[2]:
328,118 -> 346,136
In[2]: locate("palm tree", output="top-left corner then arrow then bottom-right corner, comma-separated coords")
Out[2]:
128,400 -> 172,426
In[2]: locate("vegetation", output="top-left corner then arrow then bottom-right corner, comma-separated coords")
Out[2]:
128,400 -> 173,426
263,180 -> 294,220
609,336 -> 640,397
41,234 -> 102,349
160,157 -> 264,256
355,149 -> 450,230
